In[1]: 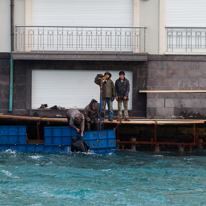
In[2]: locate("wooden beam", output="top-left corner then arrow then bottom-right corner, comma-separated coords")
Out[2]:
0,115 -> 205,125
139,90 -> 206,93
103,119 -> 206,124
0,115 -> 40,121
0,115 -> 67,123
103,120 -> 156,124
41,117 -> 67,123
156,120 -> 205,124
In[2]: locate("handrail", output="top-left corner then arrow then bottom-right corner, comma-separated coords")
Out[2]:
166,26 -> 206,29
16,25 -> 147,29
166,27 -> 206,53
15,25 -> 147,53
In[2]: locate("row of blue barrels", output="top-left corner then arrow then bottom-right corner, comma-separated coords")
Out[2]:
0,126 -> 27,144
44,127 -> 116,149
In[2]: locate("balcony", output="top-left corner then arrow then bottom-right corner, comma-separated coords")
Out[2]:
13,25 -> 147,61
166,27 -> 206,54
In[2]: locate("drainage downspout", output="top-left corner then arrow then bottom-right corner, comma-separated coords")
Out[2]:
9,0 -> 14,112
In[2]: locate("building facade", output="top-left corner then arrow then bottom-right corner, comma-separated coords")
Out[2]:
1,0 -> 206,119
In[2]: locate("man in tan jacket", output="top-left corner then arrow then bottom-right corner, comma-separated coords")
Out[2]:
94,71 -> 115,121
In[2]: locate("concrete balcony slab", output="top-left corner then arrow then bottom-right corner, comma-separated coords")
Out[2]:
12,51 -> 148,61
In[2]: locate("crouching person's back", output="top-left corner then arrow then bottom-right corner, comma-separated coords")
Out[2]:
71,136 -> 90,153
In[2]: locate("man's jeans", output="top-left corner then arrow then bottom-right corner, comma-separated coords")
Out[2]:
102,98 -> 114,120
86,119 -> 99,131
118,100 -> 129,118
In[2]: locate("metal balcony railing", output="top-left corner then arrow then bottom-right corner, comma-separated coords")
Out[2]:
166,27 -> 206,53
15,25 -> 146,53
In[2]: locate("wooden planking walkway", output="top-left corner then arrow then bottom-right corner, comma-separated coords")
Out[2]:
103,119 -> 206,124
0,115 -> 205,125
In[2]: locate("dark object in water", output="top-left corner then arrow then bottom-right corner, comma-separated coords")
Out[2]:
71,136 -> 90,152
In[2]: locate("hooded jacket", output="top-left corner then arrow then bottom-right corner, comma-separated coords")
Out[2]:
84,99 -> 100,122
66,109 -> 85,131
94,71 -> 115,98
71,136 -> 90,152
115,77 -> 130,101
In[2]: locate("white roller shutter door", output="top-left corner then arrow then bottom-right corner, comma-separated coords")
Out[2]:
31,0 -> 133,52
166,0 -> 206,27
32,0 -> 133,27
32,70 -> 133,110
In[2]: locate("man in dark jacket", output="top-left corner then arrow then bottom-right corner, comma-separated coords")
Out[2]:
66,109 -> 85,137
84,99 -> 99,131
115,71 -> 130,121
94,71 -> 115,121
71,136 -> 90,153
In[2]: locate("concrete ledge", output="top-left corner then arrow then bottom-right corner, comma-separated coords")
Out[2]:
12,52 -> 148,61
148,54 -> 206,62
0,53 -> 10,59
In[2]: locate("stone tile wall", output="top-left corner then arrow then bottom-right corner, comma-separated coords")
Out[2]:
147,61 -> 206,119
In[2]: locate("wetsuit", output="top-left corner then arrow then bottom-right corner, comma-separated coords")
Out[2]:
71,136 -> 90,152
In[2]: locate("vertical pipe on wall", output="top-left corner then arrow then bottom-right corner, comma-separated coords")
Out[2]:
99,77 -> 103,130
9,0 -> 14,112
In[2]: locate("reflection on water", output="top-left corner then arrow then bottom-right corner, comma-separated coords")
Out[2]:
0,149 -> 206,206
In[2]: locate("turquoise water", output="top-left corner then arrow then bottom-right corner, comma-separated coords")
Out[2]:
0,149 -> 206,206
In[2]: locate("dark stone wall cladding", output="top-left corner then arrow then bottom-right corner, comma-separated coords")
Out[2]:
147,61 -> 206,119
0,58 -> 147,117
2,55 -> 206,119
0,54 -> 10,114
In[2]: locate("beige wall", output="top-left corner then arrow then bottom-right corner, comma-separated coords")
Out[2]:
0,0 -> 25,52
159,0 -> 165,54
139,0 -> 159,54
0,0 -> 10,52
14,0 -> 25,26
0,0 -> 163,54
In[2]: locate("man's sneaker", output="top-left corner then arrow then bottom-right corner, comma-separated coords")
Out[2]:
109,119 -> 113,122
125,118 -> 130,121
117,118 -> 122,122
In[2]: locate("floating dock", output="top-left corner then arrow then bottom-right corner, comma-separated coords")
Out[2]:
103,119 -> 206,151
0,124 -> 116,153
0,114 -> 206,152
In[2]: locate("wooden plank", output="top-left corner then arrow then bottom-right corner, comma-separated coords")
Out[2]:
41,117 -> 67,123
103,120 -> 156,124
156,121 -> 205,124
139,90 -> 206,93
0,115 -> 41,121
0,115 -> 205,125
0,115 -> 68,123
103,119 -> 206,124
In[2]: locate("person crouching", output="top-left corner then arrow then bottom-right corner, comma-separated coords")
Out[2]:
84,99 -> 100,131
66,108 -> 85,137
